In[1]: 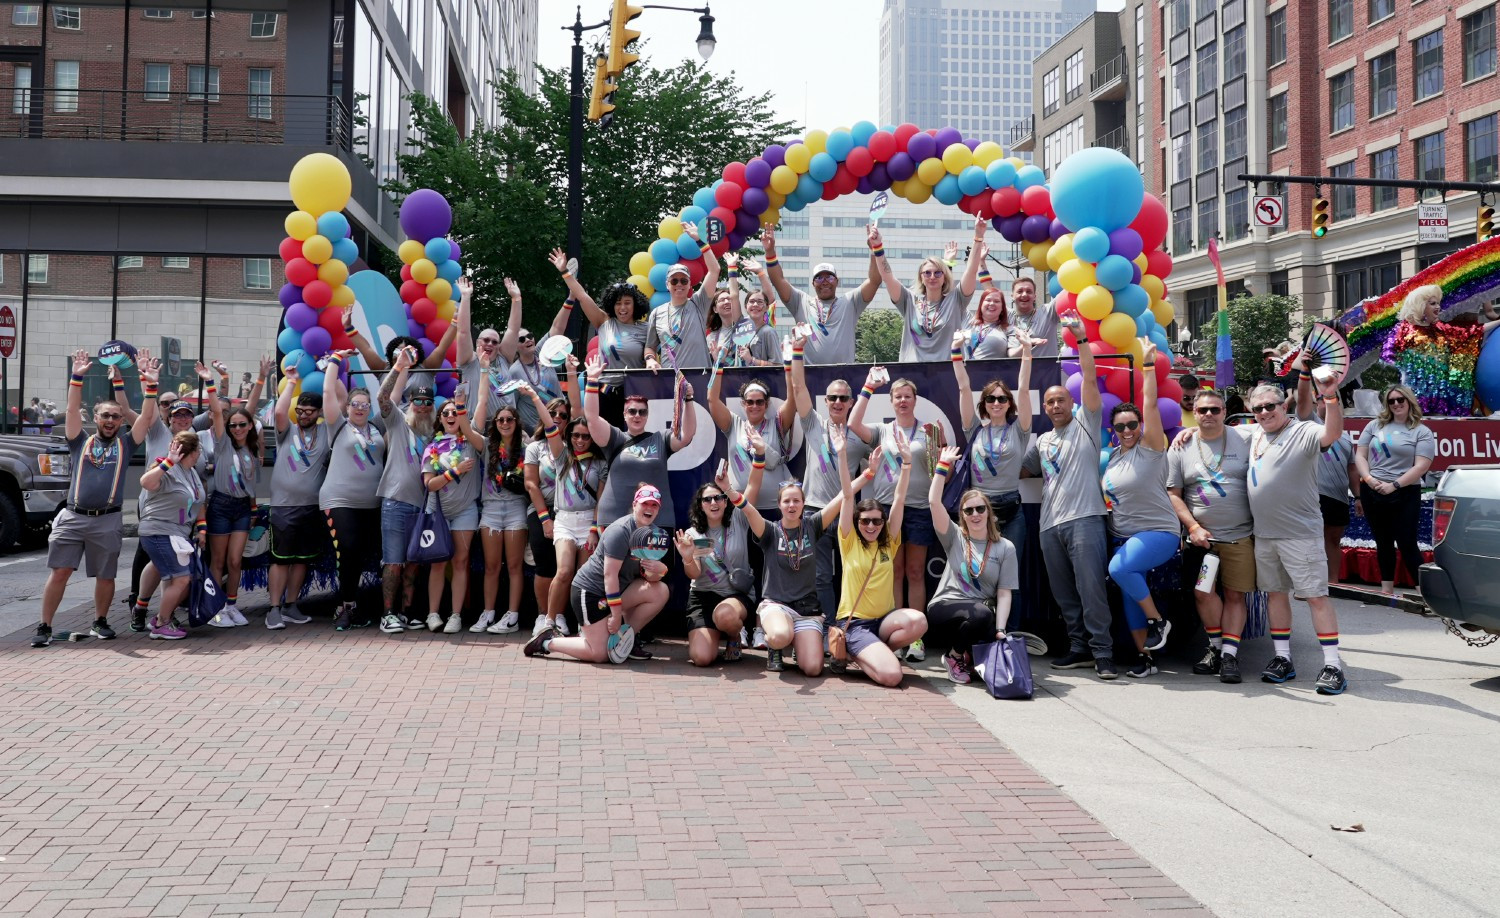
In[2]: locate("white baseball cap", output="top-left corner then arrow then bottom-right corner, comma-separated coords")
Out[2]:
813,263 -> 837,277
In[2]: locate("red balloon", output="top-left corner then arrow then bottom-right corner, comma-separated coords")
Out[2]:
1160,280 -> 1171,301
446,343 -> 458,365
846,147 -> 874,177
868,130 -> 897,161
958,193 -> 979,214
686,258 -> 707,285
1105,368 -> 1143,402
1054,291 -> 1078,316
1021,185 -> 1051,219
1159,377 -> 1184,404
832,164 -> 859,195
400,279 -> 426,304
425,319 -> 450,343
1131,193 -> 1170,252
708,205 -> 737,235
303,280 -> 332,309
411,297 -> 437,324
723,161 -> 747,186
1145,249 -> 1173,279
710,235 -> 731,256
991,187 -> 1022,217
285,257 -> 317,287
317,307 -> 344,334
332,332 -> 353,352
400,264 -> 413,282
976,200 -> 995,220
714,182 -> 744,210
820,181 -> 840,201
1153,352 -> 1172,383
278,236 -> 302,263
894,123 -> 920,152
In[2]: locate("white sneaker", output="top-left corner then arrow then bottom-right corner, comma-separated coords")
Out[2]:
751,627 -> 767,650
740,627 -> 750,648
443,614 -> 463,634
470,610 -> 496,633
426,612 -> 443,632
224,604 -> 247,626
208,611 -> 236,628
555,616 -> 570,636
488,611 -> 520,634
531,616 -> 551,638
903,639 -> 926,662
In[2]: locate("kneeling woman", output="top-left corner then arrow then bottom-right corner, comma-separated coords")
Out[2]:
833,435 -> 927,687
525,484 -> 670,663
136,432 -> 208,640
925,446 -> 1019,684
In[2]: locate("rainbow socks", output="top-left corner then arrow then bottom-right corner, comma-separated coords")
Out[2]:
1271,627 -> 1292,659
1221,631 -> 1240,658
1318,631 -> 1341,667
1205,626 -> 1223,651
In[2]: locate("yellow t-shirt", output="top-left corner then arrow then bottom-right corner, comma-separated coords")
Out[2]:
836,526 -> 902,622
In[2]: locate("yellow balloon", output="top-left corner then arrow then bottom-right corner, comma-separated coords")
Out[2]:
285,211 -> 317,241
301,234 -> 332,265
769,165 -> 799,195
906,182 -> 932,204
1058,258 -> 1097,294
1151,298 -> 1176,328
628,274 -> 654,297
761,208 -> 781,227
277,377 -> 301,401
973,141 -> 1004,168
658,216 -> 684,241
1140,274 -> 1165,301
288,152 -> 351,217
804,129 -> 828,155
331,285 -> 355,308
1005,156 -> 1026,170
891,179 -> 909,198
1076,285 -> 1115,321
1121,336 -> 1146,367
767,190 -> 787,209
411,258 -> 437,284
1133,253 -> 1149,271
629,251 -> 655,277
1046,239 -> 1073,272
942,143 -> 973,175
1099,312 -> 1137,349
435,300 -> 456,321
426,278 -> 452,304
785,144 -> 811,174
399,239 -> 426,265
1020,240 -> 1033,256
916,156 -> 946,186
1027,241 -> 1051,271
317,259 -> 348,286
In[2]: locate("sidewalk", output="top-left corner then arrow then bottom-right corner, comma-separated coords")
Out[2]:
0,604 -> 1207,917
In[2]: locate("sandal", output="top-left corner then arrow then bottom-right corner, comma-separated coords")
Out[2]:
724,638 -> 743,662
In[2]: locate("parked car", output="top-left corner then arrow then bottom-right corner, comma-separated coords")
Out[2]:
1420,465 -> 1500,640
0,434 -> 73,550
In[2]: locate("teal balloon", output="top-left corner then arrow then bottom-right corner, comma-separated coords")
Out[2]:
316,212 -> 349,240
1114,283 -> 1150,317
933,173 -> 963,205
651,238 -> 679,264
277,327 -> 302,356
424,238 -> 452,263
851,121 -> 877,146
1149,329 -> 1170,353
1135,312 -> 1157,336
809,152 -> 838,182
986,160 -> 1018,189
437,258 -> 463,281
648,263 -> 669,290
679,204 -> 707,226
1072,226 -> 1110,263
677,234 -> 703,260
1048,274 -> 1063,297
1050,146 -> 1146,233
692,187 -> 717,212
301,370 -> 326,396
452,284 -> 462,303
783,194 -> 807,213
826,130 -> 854,162
796,174 -> 823,200
957,165 -> 988,196
1015,165 -> 1046,189
1098,445 -> 1114,476
332,237 -> 359,265
1096,254 -> 1134,291
650,291 -> 669,308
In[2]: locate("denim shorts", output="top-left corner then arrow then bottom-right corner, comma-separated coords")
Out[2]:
480,493 -> 528,532
446,500 -> 480,532
843,613 -> 892,657
380,498 -> 420,565
206,492 -> 254,535
884,503 -> 938,547
141,533 -> 192,580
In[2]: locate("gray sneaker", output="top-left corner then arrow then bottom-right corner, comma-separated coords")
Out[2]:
265,608 -> 286,630
280,605 -> 312,625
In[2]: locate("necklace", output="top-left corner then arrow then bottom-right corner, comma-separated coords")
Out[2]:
961,535 -> 989,587
813,295 -> 834,333
85,433 -> 119,469
777,521 -> 809,572
1196,432 -> 1224,472
290,423 -> 318,470
349,422 -> 376,468
974,421 -> 1009,481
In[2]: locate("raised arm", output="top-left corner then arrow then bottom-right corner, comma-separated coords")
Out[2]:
322,357 -> 348,427
453,277 -> 475,367
343,304 -> 388,370
848,366 -> 885,444
1139,338 -> 1163,447
670,378 -> 696,453
868,224 -> 904,304
682,221 -> 719,290
548,247 -> 604,326
247,354 -> 271,412
582,354 -> 615,448
497,277 -> 523,363
743,425 -> 768,507
760,226 -> 796,305
421,313 -> 458,370
139,438 -> 185,493
706,365 -> 733,432
1071,319 -> 1102,415
1016,336 -> 1034,433
888,434 -> 912,534
377,345 -> 414,419
210,358 -> 232,438
788,333 -> 813,418
929,445 -> 960,541
958,216 -> 985,299
274,364 -> 298,433
133,351 -> 159,444
717,461 -> 766,539
1312,360 -> 1344,448
952,342 -> 975,430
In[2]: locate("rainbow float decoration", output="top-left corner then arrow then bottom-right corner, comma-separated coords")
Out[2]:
275,153 -> 358,397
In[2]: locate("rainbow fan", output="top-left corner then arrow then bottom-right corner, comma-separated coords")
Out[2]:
1300,323 -> 1351,385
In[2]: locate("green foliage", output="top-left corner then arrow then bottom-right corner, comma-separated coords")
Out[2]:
1194,293 -> 1304,391
386,58 -> 797,338
856,309 -> 904,364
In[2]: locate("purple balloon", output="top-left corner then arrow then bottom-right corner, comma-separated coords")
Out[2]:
1065,372 -> 1084,402
744,158 -> 772,188
1108,227 -> 1145,261
1049,219 -> 1070,242
1099,392 -> 1123,418
935,126 -> 963,153
399,188 -> 453,243
408,318 -> 426,339
285,302 -> 318,332
964,138 -> 980,151
1021,214 -> 1052,244
735,208 -> 760,236
448,238 -> 462,261
300,325 -> 332,356
907,133 -> 937,163
418,337 -> 436,359
887,152 -> 916,181
279,283 -> 302,309
869,163 -> 893,191
1158,399 -> 1183,430
1061,360 -> 1081,377
728,231 -> 746,250
856,176 -> 874,195
763,144 -> 787,169
1132,264 -> 1143,284
742,186 -> 770,215
997,214 -> 1026,242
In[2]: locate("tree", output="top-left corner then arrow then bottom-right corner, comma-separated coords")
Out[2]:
386,57 -> 797,337
1193,293 -> 1303,390
856,309 -> 904,364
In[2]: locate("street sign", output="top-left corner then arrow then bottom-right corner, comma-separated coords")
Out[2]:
1418,203 -> 1450,242
0,305 -> 14,359
1252,195 -> 1285,227
163,336 -> 182,377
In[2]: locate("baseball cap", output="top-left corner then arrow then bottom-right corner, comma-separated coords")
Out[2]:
168,401 -> 196,416
813,263 -> 837,277
666,263 -> 691,279
633,484 -> 662,505
410,385 -> 435,402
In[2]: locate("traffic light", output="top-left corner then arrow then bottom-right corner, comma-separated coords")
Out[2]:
588,55 -> 616,126
607,0 -> 643,78
1311,196 -> 1330,238
1478,202 -> 1495,242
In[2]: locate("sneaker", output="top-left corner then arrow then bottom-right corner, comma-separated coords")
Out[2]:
149,620 -> 186,640
1126,653 -> 1157,678
130,608 -> 148,633
627,644 -> 652,661
530,616 -> 552,639
333,603 -> 351,632
470,610 -> 496,633
751,627 -> 768,650
1192,646 -> 1222,675
404,616 -> 425,631
379,614 -> 405,634
280,605 -> 312,625
89,619 -> 116,640
827,657 -> 848,675
208,612 -> 236,628
1260,655 -> 1297,684
1050,650 -> 1094,669
1219,653 -> 1242,684
1315,665 -> 1347,696
488,611 -> 520,634
766,648 -> 785,672
740,627 -> 750,649
225,605 -> 248,626
265,608 -> 285,631
443,613 -> 463,634
31,622 -> 52,648
1144,618 -> 1171,652
523,627 -> 556,657
555,616 -> 571,636
943,650 -> 972,684
426,612 -> 443,632
1094,657 -> 1119,680
902,639 -> 926,662
606,623 -> 635,664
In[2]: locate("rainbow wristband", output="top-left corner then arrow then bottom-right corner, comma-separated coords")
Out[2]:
543,424 -> 559,440
536,508 -> 552,523
860,385 -> 876,399
730,491 -> 749,508
586,379 -> 602,395
699,241 -> 712,255
606,591 -> 623,609
752,455 -> 766,470
727,267 -> 740,279
70,374 -> 84,388
204,381 -> 217,397
343,323 -> 357,335
950,344 -> 964,362
157,458 -> 176,473
977,267 -> 993,285
564,297 -> 577,309
111,378 -> 125,392
871,245 -> 886,259
590,523 -> 602,536
935,460 -> 953,478
143,383 -> 158,397
765,255 -> 779,267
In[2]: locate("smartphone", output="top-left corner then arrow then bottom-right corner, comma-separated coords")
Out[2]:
716,459 -> 727,480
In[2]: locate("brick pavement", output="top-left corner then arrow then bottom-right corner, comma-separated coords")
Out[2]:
0,606 -> 1209,917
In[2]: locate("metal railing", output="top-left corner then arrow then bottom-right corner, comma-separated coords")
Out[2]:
0,87 -> 350,147
1094,125 -> 1128,154
1090,51 -> 1126,93
1008,114 -> 1034,146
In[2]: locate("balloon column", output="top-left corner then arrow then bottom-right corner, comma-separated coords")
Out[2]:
276,153 -> 357,398
394,189 -> 464,400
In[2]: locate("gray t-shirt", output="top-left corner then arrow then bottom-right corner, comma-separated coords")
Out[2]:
727,413 -> 788,511
686,512 -> 754,596
524,437 -> 559,509
1166,431 -> 1253,543
376,408 -> 430,508
930,523 -> 1019,607
1359,419 -> 1436,484
800,410 -> 871,508
478,433 -> 528,510
757,515 -> 825,605
1316,432 -> 1356,502
1103,443 -> 1182,538
424,434 -> 482,519
1245,420 -> 1324,541
870,422 -> 934,509
963,324 -> 1015,360
320,417 -> 385,510
212,432 -> 258,500
784,287 -> 871,364
137,463 -> 206,538
645,289 -> 712,370
597,427 -> 676,524
66,431 -> 135,511
1013,301 -> 1059,357
1021,404 -> 1105,531
554,455 -> 605,514
965,418 -> 1025,496
145,418 -> 174,466
598,318 -> 649,383
572,515 -> 645,596
895,286 -> 974,363
270,421 -> 330,507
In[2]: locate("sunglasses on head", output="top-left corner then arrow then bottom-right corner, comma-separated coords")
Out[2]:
667,276 -> 690,286
701,493 -> 727,504
858,515 -> 884,526
961,505 -> 988,516
624,407 -> 649,417
1387,395 -> 1407,405
1195,405 -> 1223,415
825,393 -> 852,403
1251,402 -> 1281,414
984,394 -> 1010,404
1112,420 -> 1140,433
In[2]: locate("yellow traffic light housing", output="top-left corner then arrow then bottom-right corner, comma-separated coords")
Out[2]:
1478,202 -> 1495,242
1311,196 -> 1330,238
588,55 -> 616,125
607,0 -> 643,78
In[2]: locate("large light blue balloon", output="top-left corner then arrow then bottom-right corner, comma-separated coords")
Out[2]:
650,238 -> 679,264
933,173 -> 963,205
986,160 -> 1018,189
1149,328 -> 1170,353
1015,165 -> 1046,190
277,327 -> 302,356
676,233 -> 703,260
1113,283 -> 1150,317
692,187 -> 717,212
679,204 -> 707,227
301,370 -> 326,396
809,151 -> 838,182
648,262 -> 669,291
332,237 -> 359,266
852,121 -> 877,146
1050,147 -> 1145,233
436,258 -> 463,282
826,129 -> 854,162
1096,254 -> 1134,291
1072,226 -> 1110,263
957,165 -> 988,197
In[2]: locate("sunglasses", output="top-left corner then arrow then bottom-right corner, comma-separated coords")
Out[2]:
441,410 -> 460,418
667,277 -> 690,286
742,398 -> 766,407
1250,403 -> 1281,414
1112,420 -> 1140,432
825,394 -> 852,403
295,406 -> 320,414
550,410 -> 569,418
701,494 -> 728,504
625,408 -> 649,417
350,402 -> 371,411
814,274 -> 836,282
496,416 -> 517,424
961,505 -> 988,516
478,337 -> 500,345
858,516 -> 885,526
228,421 -> 251,430
97,412 -> 123,420
1194,405 -> 1223,415
571,432 -> 593,440
984,394 -> 1011,404
1387,395 -> 1407,405
921,269 -> 944,277
519,335 -> 535,344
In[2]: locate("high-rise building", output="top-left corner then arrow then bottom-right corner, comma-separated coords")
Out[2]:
0,0 -> 536,418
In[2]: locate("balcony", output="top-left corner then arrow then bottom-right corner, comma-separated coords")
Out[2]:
1094,125 -> 1129,155
1,88 -> 350,147
1008,114 -> 1035,152
1090,50 -> 1128,102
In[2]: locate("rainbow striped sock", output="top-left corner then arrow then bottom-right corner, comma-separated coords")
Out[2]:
1318,631 -> 1341,667
1271,627 -> 1292,659
1222,632 -> 1240,658
1205,626 -> 1223,650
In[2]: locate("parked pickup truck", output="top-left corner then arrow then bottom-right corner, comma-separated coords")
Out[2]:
0,434 -> 74,551
1420,465 -> 1500,640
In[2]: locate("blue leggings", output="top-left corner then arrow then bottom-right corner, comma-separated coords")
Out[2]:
1108,530 -> 1180,630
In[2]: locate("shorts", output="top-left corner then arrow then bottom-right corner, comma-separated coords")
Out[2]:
140,533 -> 192,580
527,512 -> 558,578
571,584 -> 610,626
687,589 -> 752,632
884,503 -> 938,548
380,497 -> 420,565
46,508 -> 124,579
480,494 -> 527,532
446,500 -> 480,532
1183,536 -> 1257,594
757,596 -> 825,634
1319,493 -> 1351,528
843,613 -> 893,657
270,504 -> 327,563
206,492 -> 253,535
554,509 -> 594,545
1254,536 -> 1329,599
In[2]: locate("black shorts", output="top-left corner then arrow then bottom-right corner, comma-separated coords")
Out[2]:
1319,494 -> 1350,528
572,584 -> 609,626
687,589 -> 752,632
271,504 -> 327,563
527,512 -> 558,578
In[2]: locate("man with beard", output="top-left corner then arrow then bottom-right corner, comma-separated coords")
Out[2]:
265,360 -> 332,630
377,346 -> 437,632
33,348 -> 157,647
1010,276 -> 1058,358
761,226 -> 882,365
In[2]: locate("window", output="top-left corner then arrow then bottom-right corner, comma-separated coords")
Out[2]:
1369,51 -> 1397,117
250,12 -> 278,38
1171,59 -> 1190,108
1064,50 -> 1083,101
1224,106 -> 1246,160
1370,148 -> 1399,210
1172,206 -> 1193,253
1223,26 -> 1246,81
1170,0 -> 1189,34
1043,67 -> 1059,115
1463,7 -> 1496,82
162,256 -> 190,269
1330,71 -> 1354,132
1196,41 -> 1217,96
1268,92 -> 1288,149
1172,133 -> 1191,176
1225,187 -> 1249,242
11,5 -> 38,25
145,64 -> 171,101
1415,131 -> 1446,200
1196,0 -> 1216,18
191,9 -> 216,17
188,65 -> 220,102
52,5 -> 79,29
333,14 -> 344,47
1330,162 -> 1357,220
1414,30 -> 1444,100
1467,113 -> 1498,183
1268,9 -> 1287,66
12,64 -> 30,116
53,61 -> 78,113
1328,0 -> 1352,42
143,8 -> 172,18
1197,198 -> 1219,246
27,254 -> 48,284
243,258 -> 271,290
1198,118 -> 1218,171
116,256 -> 143,269
248,68 -> 272,120
1369,0 -> 1394,22
1270,271 -> 1290,296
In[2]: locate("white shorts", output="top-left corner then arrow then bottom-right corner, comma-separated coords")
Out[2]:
554,509 -> 595,545
1254,536 -> 1329,599
757,599 -> 825,634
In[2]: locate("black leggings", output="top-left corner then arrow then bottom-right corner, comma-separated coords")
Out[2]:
1360,482 -> 1423,584
527,512 -> 558,578
129,542 -> 150,600
925,597 -> 997,656
325,507 -> 382,603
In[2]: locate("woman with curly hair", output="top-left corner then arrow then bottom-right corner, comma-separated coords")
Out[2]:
676,438 -> 765,666
551,248 -> 648,424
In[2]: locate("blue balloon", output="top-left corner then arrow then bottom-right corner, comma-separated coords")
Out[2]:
1113,283 -> 1150,317
693,186 -> 717,212
1050,146 -> 1146,233
809,152 -> 838,182
425,238 -> 452,263
826,129 -> 854,162
677,234 -> 703,260
280,348 -> 305,373
957,164 -> 988,197
648,262 -> 669,291
1096,254 -> 1134,291
277,327 -> 302,356
332,237 -> 359,266
296,350 -> 316,377
783,194 -> 807,213
851,121 -> 878,146
1098,445 -> 1114,476
650,237 -> 679,264
985,160 -> 1018,189
301,370 -> 326,396
1072,226 -> 1111,263
437,258 -> 463,281
796,174 -> 823,201
452,284 -> 462,303
1477,335 -> 1500,409
650,291 -> 670,308
316,212 -> 349,240
1048,274 -> 1063,297
1149,329 -> 1171,353
1135,312 -> 1157,336
933,174 -> 963,205
1015,165 -> 1046,190
679,204 -> 707,227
